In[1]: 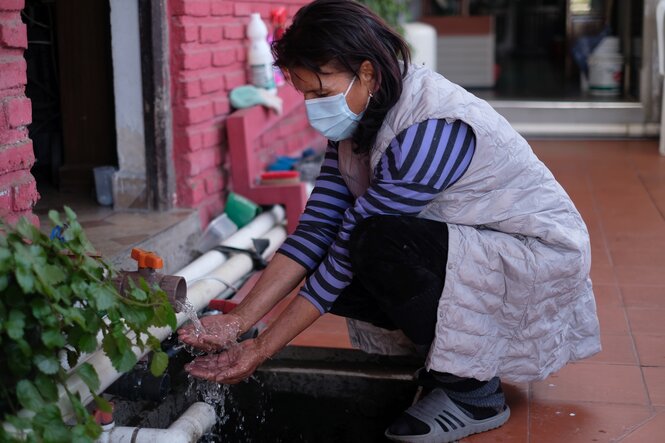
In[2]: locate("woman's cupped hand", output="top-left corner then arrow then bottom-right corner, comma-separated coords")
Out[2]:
184,339 -> 269,384
177,313 -> 243,353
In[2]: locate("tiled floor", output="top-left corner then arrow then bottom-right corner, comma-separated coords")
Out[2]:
35,140 -> 665,440
271,139 -> 665,442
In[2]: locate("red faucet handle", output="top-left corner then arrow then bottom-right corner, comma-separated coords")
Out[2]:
131,248 -> 164,270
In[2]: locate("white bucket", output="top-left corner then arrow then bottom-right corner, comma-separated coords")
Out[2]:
403,22 -> 437,69
588,39 -> 623,96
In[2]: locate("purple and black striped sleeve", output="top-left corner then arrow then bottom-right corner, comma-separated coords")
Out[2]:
277,119 -> 476,313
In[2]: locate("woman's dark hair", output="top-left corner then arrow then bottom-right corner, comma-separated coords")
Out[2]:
272,0 -> 411,153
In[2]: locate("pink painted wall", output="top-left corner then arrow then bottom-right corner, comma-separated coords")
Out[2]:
168,0 -> 317,226
0,0 -> 39,225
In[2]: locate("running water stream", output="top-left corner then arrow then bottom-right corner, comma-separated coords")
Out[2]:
176,299 -> 204,334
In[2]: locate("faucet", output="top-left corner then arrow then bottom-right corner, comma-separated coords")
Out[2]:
113,248 -> 187,313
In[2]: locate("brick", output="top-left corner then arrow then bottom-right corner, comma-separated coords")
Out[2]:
0,185 -> 10,212
212,146 -> 223,166
233,3 -> 252,16
0,0 -> 24,11
235,46 -> 246,63
223,24 -> 245,40
0,140 -> 34,174
184,177 -> 207,206
255,4 -> 274,19
212,48 -> 235,67
199,26 -> 222,44
201,126 -> 223,147
11,174 -> 38,211
213,97 -> 230,115
203,170 -> 224,193
224,70 -> 246,90
7,96 -> 31,128
174,129 -> 203,153
181,48 -> 211,70
210,1 -> 233,16
0,127 -> 25,146
0,20 -> 27,48
171,0 -> 210,17
182,148 -> 217,177
200,75 -> 223,94
173,23 -> 199,43
0,58 -> 26,89
182,101 -> 213,125
180,77 -> 201,98
204,196 -> 226,220
1,210 -> 39,227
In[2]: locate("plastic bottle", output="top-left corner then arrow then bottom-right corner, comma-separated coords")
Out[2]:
247,13 -> 277,94
588,36 -> 623,97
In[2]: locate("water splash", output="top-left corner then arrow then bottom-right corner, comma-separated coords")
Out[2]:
176,299 -> 204,334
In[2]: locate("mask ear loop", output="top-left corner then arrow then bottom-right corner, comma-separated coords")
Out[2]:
343,76 -> 357,97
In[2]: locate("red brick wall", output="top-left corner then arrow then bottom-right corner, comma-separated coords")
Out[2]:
0,0 -> 39,225
168,0 -> 319,227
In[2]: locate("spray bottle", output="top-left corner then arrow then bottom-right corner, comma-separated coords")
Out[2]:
247,13 -> 277,94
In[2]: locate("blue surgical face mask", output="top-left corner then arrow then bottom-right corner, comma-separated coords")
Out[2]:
305,76 -> 368,141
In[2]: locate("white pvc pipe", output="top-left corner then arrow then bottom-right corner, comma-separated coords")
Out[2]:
176,205 -> 285,282
58,225 -> 287,419
65,206 -> 286,375
101,402 -> 216,443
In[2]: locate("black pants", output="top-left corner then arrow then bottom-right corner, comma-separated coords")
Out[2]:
330,215 -> 448,347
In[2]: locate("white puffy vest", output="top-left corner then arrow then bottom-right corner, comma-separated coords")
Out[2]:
341,64 -> 601,382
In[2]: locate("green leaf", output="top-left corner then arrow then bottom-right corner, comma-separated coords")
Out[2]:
7,341 -> 31,376
32,405 -> 70,443
129,282 -> 148,301
93,393 -> 113,413
91,285 -> 118,311
63,206 -> 77,223
66,389 -> 87,421
77,362 -> 100,392
150,350 -> 169,376
4,413 -> 32,433
16,379 -> 44,411
15,218 -> 39,242
42,328 -> 66,348
36,264 -> 66,287
72,422 -> 99,443
14,265 -> 34,293
118,303 -> 151,329
101,333 -> 118,361
67,348 -> 79,368
34,372 -> 59,402
0,245 -> 12,273
31,298 -> 51,320
147,335 -> 161,350
153,303 -> 177,330
6,309 -> 25,339
48,209 -> 62,228
34,353 -> 60,374
0,274 -> 8,291
78,332 -> 98,354
102,333 -> 137,372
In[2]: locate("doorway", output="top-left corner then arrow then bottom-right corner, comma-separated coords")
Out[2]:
24,0 -> 117,201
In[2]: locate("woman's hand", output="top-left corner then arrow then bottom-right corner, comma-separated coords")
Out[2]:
185,339 -> 269,384
177,313 -> 243,352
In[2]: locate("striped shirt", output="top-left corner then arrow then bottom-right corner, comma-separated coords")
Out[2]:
277,119 -> 476,313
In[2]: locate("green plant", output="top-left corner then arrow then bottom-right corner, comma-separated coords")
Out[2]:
358,0 -> 409,31
0,208 -> 176,442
